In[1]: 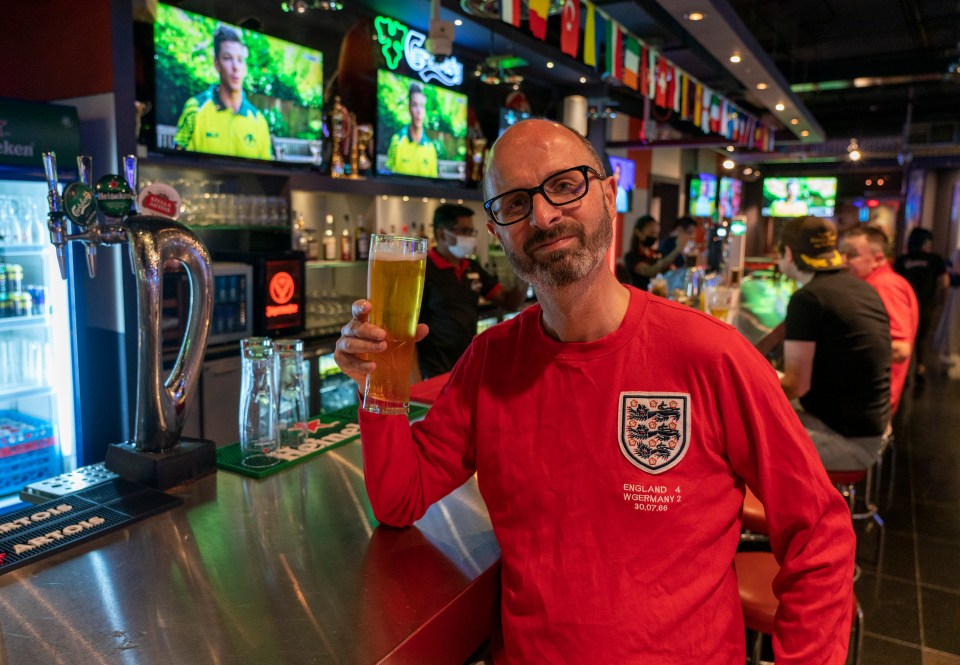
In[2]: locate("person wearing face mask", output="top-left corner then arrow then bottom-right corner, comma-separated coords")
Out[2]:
623,214 -> 694,291
414,204 -> 528,379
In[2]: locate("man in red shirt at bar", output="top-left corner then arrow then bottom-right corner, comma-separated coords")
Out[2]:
841,225 -> 919,416
335,119 -> 855,664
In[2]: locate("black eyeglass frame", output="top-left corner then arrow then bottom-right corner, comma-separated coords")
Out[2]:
483,165 -> 604,227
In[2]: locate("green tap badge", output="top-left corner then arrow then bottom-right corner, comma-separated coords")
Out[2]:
61,182 -> 98,226
94,174 -> 135,218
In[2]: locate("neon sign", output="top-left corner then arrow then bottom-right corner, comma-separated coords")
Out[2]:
266,271 -> 299,319
374,15 -> 463,87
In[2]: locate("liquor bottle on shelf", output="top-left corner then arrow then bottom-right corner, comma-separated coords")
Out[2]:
355,215 -> 369,261
322,213 -> 337,261
340,214 -> 352,261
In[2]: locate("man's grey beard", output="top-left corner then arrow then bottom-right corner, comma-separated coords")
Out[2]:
501,207 -> 613,288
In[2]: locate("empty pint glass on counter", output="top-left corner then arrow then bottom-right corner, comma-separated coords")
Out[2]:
363,234 -> 427,415
275,338 -> 307,447
239,337 -> 280,468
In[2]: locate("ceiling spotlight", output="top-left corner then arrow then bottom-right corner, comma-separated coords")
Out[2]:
756,82 -> 768,90
847,138 -> 862,162
743,167 -> 753,175
865,179 -> 873,186
775,102 -> 785,111
546,61 -> 555,69
402,195 -> 410,202
877,178 -> 885,186
722,158 -> 735,170
684,11 -> 706,21
726,145 -> 735,152
800,130 -> 810,137
454,19 -> 462,26
790,118 -> 799,125
729,54 -> 742,64
579,76 -> 587,83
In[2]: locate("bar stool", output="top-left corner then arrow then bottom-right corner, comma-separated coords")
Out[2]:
740,487 -> 769,544
827,464 -> 885,568
734,551 -> 862,665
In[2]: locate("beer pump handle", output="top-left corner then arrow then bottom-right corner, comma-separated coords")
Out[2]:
123,154 -> 139,214
77,155 -> 94,187
41,151 -> 69,280
76,155 -> 98,279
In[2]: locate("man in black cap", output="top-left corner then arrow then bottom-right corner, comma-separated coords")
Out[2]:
778,216 -> 892,470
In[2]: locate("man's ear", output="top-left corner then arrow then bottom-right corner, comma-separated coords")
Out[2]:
485,219 -> 501,244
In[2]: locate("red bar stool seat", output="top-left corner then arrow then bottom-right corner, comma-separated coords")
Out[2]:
734,551 -> 862,664
741,487 -> 769,543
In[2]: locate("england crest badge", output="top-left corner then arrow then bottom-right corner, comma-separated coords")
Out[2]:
618,392 -> 691,474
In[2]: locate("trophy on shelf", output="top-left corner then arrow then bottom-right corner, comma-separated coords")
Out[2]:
356,124 -> 373,174
42,151 -> 216,489
328,96 -> 348,178
345,111 -> 365,180
468,137 -> 488,183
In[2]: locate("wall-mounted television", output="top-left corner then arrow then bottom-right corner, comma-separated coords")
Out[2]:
688,173 -> 717,217
718,176 -> 742,218
608,155 -> 635,214
153,3 -> 324,164
761,176 -> 837,218
375,69 -> 468,181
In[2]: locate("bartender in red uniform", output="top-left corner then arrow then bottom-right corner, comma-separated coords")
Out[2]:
336,119 -> 855,664
415,204 -> 527,379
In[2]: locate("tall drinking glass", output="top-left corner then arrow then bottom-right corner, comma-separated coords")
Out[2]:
363,234 -> 427,415
275,338 -> 307,447
239,337 -> 279,468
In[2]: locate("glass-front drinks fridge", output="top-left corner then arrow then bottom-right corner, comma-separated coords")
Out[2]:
0,179 -> 78,506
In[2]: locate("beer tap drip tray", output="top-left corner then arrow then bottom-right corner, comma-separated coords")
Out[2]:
104,437 -> 217,490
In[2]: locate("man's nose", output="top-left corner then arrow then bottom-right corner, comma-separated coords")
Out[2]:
528,192 -> 562,228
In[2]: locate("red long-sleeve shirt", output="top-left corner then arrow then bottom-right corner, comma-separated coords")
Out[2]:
360,287 -> 855,664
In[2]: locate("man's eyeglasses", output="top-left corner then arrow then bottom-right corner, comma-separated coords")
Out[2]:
483,165 -> 604,227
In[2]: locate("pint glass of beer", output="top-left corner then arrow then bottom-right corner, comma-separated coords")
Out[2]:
362,234 -> 427,415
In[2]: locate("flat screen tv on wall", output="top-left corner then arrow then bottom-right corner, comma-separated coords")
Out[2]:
153,2 -> 324,165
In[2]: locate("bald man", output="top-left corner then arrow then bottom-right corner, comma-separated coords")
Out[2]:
335,119 -> 855,664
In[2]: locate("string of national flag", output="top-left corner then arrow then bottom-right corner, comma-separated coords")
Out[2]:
499,0 -> 776,151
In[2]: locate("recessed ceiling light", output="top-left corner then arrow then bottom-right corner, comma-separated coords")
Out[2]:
790,118 -> 799,125
440,198 -> 446,203
729,54 -> 742,64
726,145 -> 735,152
722,159 -> 735,170
801,130 -> 810,137
546,61 -> 555,69
878,178 -> 885,186
457,199 -> 464,204
756,82 -> 768,90
422,197 -> 429,203
775,103 -> 785,111
579,76 -> 587,83
684,11 -> 705,21
743,167 -> 753,175
402,195 -> 410,201
454,19 -> 462,26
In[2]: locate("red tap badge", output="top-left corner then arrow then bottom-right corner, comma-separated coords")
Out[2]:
264,260 -> 301,325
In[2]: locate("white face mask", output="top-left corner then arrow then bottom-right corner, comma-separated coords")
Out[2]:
448,235 -> 477,259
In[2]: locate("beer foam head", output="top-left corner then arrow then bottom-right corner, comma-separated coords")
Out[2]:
372,238 -> 426,259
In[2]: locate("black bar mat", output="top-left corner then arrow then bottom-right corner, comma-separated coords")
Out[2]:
0,478 -> 182,575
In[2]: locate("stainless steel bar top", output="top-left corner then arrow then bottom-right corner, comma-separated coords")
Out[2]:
0,440 -> 502,665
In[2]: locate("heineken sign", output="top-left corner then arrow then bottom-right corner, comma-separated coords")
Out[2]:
0,99 -> 80,169
374,15 -> 464,87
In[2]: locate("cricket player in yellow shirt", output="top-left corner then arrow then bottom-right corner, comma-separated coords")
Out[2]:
174,25 -> 272,161
385,83 -> 439,178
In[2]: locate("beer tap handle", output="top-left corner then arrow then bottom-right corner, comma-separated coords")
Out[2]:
77,155 -> 94,187
123,154 -> 139,214
75,155 -> 99,278
41,151 -> 69,280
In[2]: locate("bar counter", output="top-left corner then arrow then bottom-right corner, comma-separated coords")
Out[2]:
0,441 -> 501,665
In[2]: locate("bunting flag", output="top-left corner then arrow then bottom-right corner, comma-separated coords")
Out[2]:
582,1 -> 596,66
639,46 -> 649,98
700,86 -> 711,131
606,19 -> 623,80
647,49 -> 658,99
692,83 -> 703,127
654,57 -> 669,107
500,0 -> 520,27
623,38 -> 640,89
668,65 -> 680,112
529,0 -> 549,40
709,94 -> 722,134
560,0 -> 581,58
680,74 -> 690,120
593,9 -> 606,70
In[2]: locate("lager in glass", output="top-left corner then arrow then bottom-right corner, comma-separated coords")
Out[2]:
363,234 -> 427,415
